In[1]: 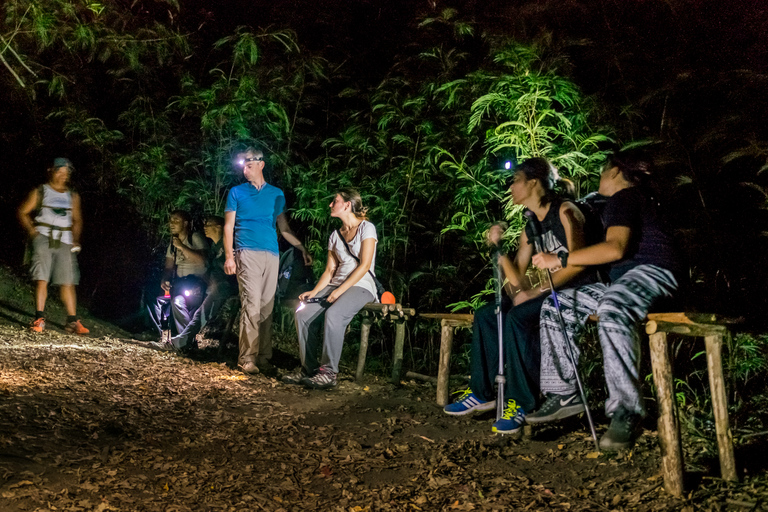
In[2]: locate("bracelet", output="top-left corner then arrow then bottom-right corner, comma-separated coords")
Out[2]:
557,251 -> 568,268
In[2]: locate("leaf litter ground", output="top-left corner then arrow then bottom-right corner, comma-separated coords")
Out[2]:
1,327 -> 765,512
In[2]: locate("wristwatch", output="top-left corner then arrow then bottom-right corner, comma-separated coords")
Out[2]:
557,250 -> 568,269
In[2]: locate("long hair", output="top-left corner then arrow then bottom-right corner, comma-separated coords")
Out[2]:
513,157 -> 575,206
606,149 -> 654,186
336,188 -> 369,220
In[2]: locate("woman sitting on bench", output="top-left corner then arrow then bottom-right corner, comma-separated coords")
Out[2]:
444,157 -> 596,435
530,149 -> 680,451
285,188 -> 379,390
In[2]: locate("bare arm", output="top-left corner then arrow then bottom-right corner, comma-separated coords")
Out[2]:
533,225 -> 631,270
17,189 -> 40,238
70,192 -> 83,247
160,255 -> 175,292
223,211 -> 236,275
277,213 -> 313,265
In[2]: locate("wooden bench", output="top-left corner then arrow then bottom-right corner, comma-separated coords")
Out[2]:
645,312 -> 738,496
419,309 -> 737,496
355,303 -> 417,383
418,313 -> 474,406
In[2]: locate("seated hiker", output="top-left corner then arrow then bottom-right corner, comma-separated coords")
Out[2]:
165,215 -> 238,351
285,188 -> 379,390
443,157 -> 597,435
529,149 -> 680,451
149,210 -> 209,350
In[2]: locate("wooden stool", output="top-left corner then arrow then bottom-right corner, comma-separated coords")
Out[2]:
646,312 -> 738,496
356,303 -> 416,384
419,313 -> 474,406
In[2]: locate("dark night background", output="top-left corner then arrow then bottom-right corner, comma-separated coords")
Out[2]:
2,0 -> 767,329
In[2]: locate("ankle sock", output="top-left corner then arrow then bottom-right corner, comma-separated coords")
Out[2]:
36,311 -> 45,320
67,315 -> 77,324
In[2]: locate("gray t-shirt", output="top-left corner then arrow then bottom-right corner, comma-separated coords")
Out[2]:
165,232 -> 208,278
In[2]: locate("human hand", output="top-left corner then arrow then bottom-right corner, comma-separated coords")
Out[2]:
224,257 -> 236,275
171,236 -> 184,250
532,252 -> 560,271
298,291 -> 315,302
301,248 -> 314,266
161,280 -> 172,293
327,289 -> 343,303
486,222 -> 507,247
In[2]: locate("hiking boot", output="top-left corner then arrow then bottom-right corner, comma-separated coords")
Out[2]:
238,361 -> 260,375
525,393 -> 585,424
64,320 -> 90,335
29,318 -> 45,333
492,399 -> 526,435
282,371 -> 308,385
303,368 -> 337,390
599,407 -> 643,451
443,388 -> 495,416
146,341 -> 177,352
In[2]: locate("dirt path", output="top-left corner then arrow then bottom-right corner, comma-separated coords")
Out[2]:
3,323 -> 735,512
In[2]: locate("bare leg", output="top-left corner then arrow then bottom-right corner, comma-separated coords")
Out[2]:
35,281 -> 48,313
60,285 -> 77,316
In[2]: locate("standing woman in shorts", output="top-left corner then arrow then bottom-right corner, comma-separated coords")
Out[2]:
287,188 -> 379,390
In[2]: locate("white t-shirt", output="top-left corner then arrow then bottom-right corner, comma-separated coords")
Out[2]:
328,220 -> 378,301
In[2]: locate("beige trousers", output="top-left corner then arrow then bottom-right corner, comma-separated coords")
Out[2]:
235,250 -> 279,366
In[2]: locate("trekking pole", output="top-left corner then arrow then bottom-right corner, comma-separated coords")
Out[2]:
524,210 -> 600,451
492,248 -> 506,421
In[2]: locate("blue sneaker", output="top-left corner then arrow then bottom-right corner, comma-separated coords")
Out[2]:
443,388 -> 495,416
492,399 -> 525,434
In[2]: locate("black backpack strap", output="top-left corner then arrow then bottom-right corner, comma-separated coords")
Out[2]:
336,228 -> 377,283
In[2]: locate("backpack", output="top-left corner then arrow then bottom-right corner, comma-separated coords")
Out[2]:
573,192 -> 609,282
276,246 -> 314,301
573,192 -> 608,247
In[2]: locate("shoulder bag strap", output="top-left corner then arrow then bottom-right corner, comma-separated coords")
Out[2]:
336,228 -> 377,283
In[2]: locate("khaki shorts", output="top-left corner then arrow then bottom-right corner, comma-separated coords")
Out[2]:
29,234 -> 80,285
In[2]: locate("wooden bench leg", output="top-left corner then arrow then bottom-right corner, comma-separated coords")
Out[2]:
649,331 -> 684,497
356,317 -> 373,381
390,319 -> 406,384
436,321 -> 454,407
705,334 -> 737,481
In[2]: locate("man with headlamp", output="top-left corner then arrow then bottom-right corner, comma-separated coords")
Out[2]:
224,147 -> 312,375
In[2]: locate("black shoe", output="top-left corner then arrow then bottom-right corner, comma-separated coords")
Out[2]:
526,393 -> 585,424
282,371 -> 308,385
599,407 -> 643,451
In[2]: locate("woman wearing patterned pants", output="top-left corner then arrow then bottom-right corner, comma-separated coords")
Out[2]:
529,149 -> 681,451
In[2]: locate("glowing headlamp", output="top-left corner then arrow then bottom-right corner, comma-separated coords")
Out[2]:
237,156 -> 263,166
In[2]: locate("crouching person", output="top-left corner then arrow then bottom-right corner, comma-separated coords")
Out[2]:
443,158 -> 595,435
285,188 -> 378,390
169,215 -> 238,350
529,149 -> 680,451
149,210 -> 209,350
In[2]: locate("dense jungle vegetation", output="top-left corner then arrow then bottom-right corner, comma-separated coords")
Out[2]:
2,0 -> 768,459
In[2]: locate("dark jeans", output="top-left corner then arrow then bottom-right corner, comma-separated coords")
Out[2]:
470,294 -> 546,413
